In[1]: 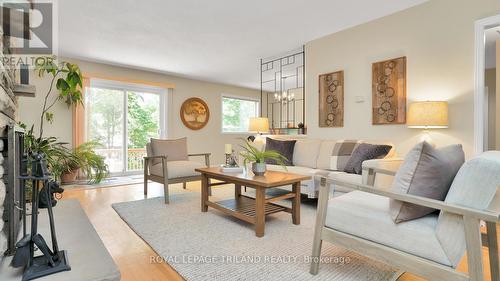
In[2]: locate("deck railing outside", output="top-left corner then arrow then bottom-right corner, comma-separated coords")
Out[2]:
95,148 -> 147,172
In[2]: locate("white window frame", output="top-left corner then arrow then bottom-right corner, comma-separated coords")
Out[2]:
221,94 -> 260,134
86,78 -> 169,175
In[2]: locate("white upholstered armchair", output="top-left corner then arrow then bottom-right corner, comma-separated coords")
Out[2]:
311,151 -> 500,281
144,137 -> 210,204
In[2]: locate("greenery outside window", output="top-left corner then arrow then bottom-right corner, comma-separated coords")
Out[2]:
85,79 -> 168,174
222,96 -> 259,133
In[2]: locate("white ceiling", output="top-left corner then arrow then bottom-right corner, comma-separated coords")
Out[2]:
485,27 -> 500,69
58,0 -> 428,89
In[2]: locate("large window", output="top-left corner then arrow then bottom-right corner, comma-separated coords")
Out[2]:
85,79 -> 167,174
222,96 -> 259,133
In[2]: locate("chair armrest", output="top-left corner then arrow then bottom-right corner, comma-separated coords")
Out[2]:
188,153 -> 211,167
362,158 -> 404,177
144,155 -> 168,160
143,156 -> 168,176
322,177 -> 500,222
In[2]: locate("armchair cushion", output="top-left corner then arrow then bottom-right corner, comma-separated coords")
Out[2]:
325,191 -> 452,266
389,142 -> 464,223
149,160 -> 203,179
150,137 -> 188,165
436,151 -> 500,267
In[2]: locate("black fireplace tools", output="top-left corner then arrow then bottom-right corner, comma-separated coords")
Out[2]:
11,153 -> 71,281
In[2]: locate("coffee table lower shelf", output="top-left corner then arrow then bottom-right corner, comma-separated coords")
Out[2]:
206,196 -> 287,224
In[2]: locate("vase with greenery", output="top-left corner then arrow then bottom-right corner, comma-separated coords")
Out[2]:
239,140 -> 287,176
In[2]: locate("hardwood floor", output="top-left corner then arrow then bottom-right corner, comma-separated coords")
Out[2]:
61,181 -> 498,281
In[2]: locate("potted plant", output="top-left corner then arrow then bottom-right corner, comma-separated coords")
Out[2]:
239,140 -> 287,176
60,142 -> 109,184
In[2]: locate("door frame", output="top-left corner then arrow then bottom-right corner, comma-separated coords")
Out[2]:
87,78 -> 169,176
474,14 -> 500,154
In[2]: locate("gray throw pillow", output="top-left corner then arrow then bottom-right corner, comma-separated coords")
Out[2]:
150,137 -> 189,165
265,138 -> 296,166
343,143 -> 392,175
389,142 -> 464,223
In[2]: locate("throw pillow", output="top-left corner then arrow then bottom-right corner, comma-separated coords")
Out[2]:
265,138 -> 296,166
389,142 -> 465,223
328,140 -> 363,171
150,137 -> 189,165
343,143 -> 392,175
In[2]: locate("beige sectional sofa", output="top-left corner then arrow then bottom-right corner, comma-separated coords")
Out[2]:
260,137 -> 402,198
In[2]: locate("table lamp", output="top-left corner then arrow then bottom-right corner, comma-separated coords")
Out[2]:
407,101 -> 448,144
248,117 -> 269,142
408,101 -> 448,129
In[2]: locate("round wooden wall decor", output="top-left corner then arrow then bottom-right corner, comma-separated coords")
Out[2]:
180,97 -> 210,130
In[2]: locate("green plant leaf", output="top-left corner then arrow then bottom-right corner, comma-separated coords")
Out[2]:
45,112 -> 54,123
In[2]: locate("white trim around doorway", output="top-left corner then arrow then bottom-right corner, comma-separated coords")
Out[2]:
474,14 -> 500,154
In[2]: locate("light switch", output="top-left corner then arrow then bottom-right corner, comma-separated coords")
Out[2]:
355,95 -> 365,103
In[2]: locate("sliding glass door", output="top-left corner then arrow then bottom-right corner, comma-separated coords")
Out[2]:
85,79 -> 167,175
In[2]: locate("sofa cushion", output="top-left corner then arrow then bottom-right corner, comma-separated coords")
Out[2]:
328,171 -> 363,194
150,137 -> 188,165
311,170 -> 362,196
265,138 -> 296,166
316,140 -> 337,170
266,164 -> 316,178
293,139 -> 321,168
343,143 -> 392,175
150,160 -> 203,179
329,140 -> 363,171
325,191 -> 452,266
316,140 -> 361,170
389,142 -> 464,223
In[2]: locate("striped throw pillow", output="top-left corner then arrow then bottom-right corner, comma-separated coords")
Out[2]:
329,140 -> 363,171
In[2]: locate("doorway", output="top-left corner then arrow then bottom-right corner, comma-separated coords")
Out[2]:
85,79 -> 167,175
474,15 -> 500,153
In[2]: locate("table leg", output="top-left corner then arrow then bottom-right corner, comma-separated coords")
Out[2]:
292,182 -> 301,225
255,188 -> 265,237
201,174 -> 209,212
235,184 -> 241,198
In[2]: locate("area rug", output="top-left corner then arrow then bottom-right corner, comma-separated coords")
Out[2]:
112,187 -> 403,281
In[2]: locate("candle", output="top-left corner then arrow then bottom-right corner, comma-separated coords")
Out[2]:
225,144 -> 232,154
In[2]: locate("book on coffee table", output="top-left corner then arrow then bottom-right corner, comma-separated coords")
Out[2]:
219,165 -> 243,173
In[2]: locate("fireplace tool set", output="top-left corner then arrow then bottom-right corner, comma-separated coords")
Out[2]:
11,153 -> 71,280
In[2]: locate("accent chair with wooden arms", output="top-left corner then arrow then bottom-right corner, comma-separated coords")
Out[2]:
143,137 -> 211,204
310,151 -> 500,281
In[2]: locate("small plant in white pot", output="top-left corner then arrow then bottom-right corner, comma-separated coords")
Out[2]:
239,140 -> 287,176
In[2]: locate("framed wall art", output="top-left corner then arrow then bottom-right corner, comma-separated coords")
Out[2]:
372,56 -> 406,125
318,70 -> 344,127
180,97 -> 210,130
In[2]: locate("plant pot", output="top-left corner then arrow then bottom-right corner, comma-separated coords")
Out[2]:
61,169 -> 79,184
252,162 -> 266,176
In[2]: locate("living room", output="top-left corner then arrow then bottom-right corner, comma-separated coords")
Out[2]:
1,0 -> 500,280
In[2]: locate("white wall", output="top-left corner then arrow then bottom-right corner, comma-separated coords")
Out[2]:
305,0 -> 500,158
18,58 -> 260,165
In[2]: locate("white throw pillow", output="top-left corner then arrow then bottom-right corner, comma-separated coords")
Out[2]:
293,139 -> 321,168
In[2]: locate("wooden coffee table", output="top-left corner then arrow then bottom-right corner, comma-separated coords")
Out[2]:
195,167 -> 311,237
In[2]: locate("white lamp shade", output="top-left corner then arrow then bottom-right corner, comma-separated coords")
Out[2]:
407,101 -> 448,129
248,117 -> 269,133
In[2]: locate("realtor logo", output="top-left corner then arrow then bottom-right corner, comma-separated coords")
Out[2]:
0,0 -> 56,56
